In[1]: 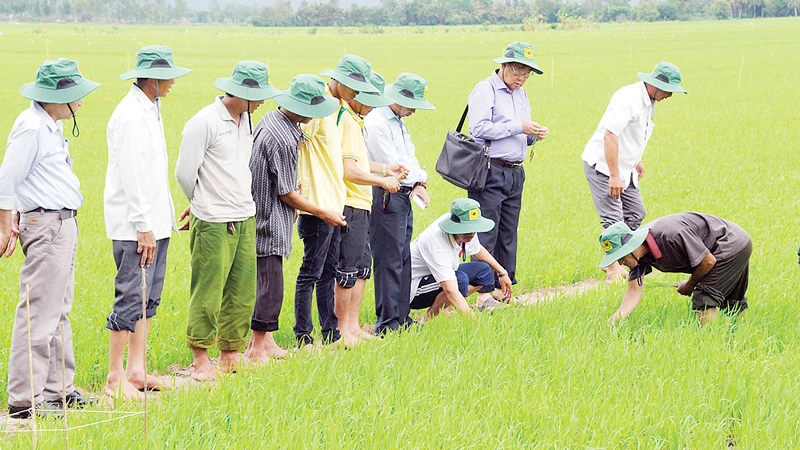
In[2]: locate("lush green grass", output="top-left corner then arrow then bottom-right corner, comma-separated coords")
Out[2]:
1,18 -> 799,448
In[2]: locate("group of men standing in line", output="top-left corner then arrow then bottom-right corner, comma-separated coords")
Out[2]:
0,40 -> 753,420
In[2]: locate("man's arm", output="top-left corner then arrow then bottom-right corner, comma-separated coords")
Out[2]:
0,209 -> 19,258
117,119 -> 156,267
609,279 -> 644,322
472,246 -> 512,298
677,252 -> 717,296
0,127 -> 37,258
279,191 -> 346,227
343,158 -> 399,193
440,279 -> 471,313
175,116 -> 210,203
603,129 -> 624,200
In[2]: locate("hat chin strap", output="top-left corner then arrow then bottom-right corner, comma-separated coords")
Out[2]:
247,100 -> 252,135
67,103 -> 79,138
155,79 -> 161,123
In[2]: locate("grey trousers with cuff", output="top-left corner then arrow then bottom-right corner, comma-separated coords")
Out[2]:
7,211 -> 78,407
583,161 -> 646,230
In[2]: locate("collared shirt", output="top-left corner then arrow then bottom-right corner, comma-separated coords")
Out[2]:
297,86 -> 347,215
0,102 -> 83,212
364,106 -> 427,187
104,84 -> 177,241
468,70 -> 535,163
175,96 -> 256,223
630,212 -> 751,281
410,214 -> 482,302
339,103 -> 372,210
250,109 -> 303,258
582,81 -> 655,189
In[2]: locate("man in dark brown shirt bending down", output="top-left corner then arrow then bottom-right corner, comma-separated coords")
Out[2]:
598,212 -> 752,325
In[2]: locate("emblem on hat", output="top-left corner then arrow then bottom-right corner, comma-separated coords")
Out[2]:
524,48 -> 534,59
601,240 -> 613,252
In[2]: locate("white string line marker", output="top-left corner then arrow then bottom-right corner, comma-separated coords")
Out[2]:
25,284 -> 38,449
61,324 -> 69,450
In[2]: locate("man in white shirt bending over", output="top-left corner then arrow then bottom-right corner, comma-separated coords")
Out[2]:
410,199 -> 512,322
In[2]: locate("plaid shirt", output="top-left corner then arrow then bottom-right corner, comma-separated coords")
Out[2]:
250,109 -> 302,258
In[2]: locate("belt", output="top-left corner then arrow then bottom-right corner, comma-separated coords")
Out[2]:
25,208 -> 78,219
490,158 -> 523,168
398,186 -> 413,194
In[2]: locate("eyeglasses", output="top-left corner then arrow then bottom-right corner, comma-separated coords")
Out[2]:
508,66 -> 532,78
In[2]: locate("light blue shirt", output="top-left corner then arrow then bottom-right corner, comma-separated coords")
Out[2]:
468,71 -> 535,163
0,102 -> 83,212
364,106 -> 427,187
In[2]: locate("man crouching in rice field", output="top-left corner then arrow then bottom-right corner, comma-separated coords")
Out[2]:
175,61 -> 280,381
244,74 -> 344,363
104,45 -> 190,398
1,58 -> 100,419
600,212 -> 752,325
409,199 -> 512,322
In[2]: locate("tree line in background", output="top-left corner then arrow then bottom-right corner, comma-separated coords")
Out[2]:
1,0 -> 798,27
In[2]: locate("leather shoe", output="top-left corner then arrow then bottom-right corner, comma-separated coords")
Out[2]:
8,402 -> 64,420
47,390 -> 90,409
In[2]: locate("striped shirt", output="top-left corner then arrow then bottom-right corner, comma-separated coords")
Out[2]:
250,109 -> 302,258
0,102 -> 83,212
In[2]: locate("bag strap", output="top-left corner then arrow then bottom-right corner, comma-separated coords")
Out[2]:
456,104 -> 491,148
456,104 -> 469,133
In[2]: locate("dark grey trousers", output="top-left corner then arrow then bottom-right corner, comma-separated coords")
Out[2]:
583,161 -> 646,230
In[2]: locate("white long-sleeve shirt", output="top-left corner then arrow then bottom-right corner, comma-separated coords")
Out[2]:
104,84 -> 176,241
175,96 -> 256,222
0,102 -> 83,212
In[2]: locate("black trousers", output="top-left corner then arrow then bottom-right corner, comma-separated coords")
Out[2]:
468,162 -> 525,288
370,186 -> 414,334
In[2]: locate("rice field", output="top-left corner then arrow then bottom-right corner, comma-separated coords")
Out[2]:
1,18 -> 799,448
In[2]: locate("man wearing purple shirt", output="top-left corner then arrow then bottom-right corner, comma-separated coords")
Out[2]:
467,42 -> 548,299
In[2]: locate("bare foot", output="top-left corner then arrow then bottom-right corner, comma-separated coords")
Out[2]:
126,372 -> 165,391
105,374 -> 144,400
340,330 -> 361,348
190,365 -> 218,382
263,341 -> 288,359
218,351 -> 242,373
354,328 -> 374,341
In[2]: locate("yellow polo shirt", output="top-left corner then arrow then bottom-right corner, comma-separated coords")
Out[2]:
339,103 -> 372,210
298,86 -> 347,215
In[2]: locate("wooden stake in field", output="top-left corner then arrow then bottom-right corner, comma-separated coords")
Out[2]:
25,284 -> 38,449
738,56 -> 745,89
140,267 -> 148,444
61,324 -> 69,450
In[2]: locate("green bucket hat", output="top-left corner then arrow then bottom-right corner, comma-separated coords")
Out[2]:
274,74 -> 338,119
215,60 -> 280,102
638,62 -> 687,94
321,54 -> 379,94
20,58 -> 100,104
439,198 -> 495,235
120,45 -> 191,81
353,71 -> 392,108
598,222 -> 650,269
385,73 -> 435,110
493,42 -> 543,75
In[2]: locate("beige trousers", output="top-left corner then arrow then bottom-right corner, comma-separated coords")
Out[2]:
7,211 -> 77,407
